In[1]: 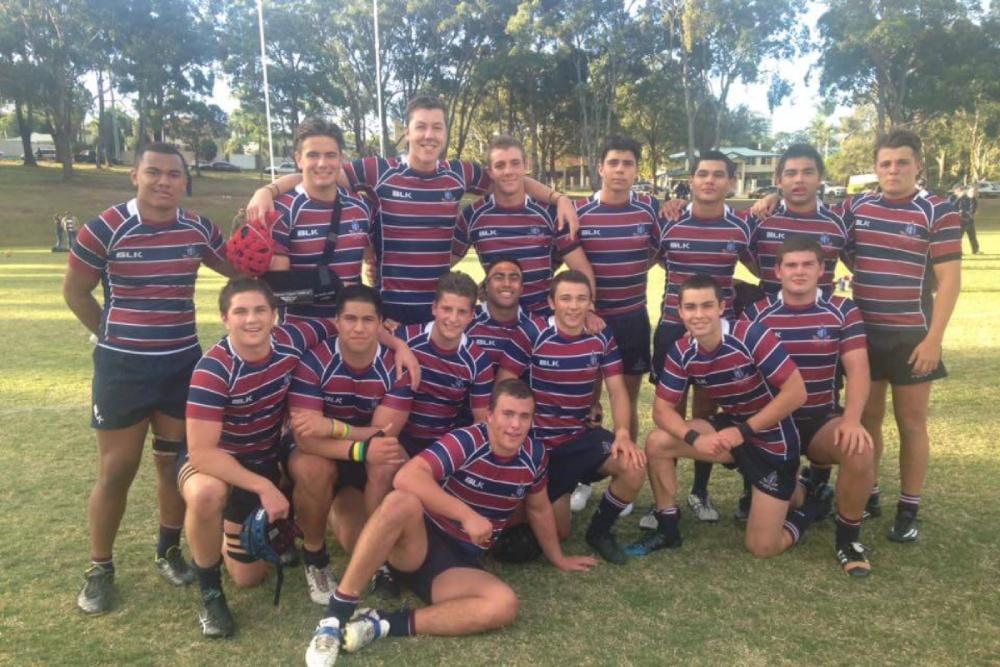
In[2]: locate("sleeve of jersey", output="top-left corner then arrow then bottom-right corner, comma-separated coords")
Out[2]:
470,350 -> 496,411
287,353 -> 326,412
600,329 -> 624,377
748,323 -> 798,389
270,201 -> 292,255
68,218 -> 110,276
277,319 -> 332,354
343,157 -> 377,190
499,324 -> 533,376
929,205 -> 963,263
838,300 -> 868,354
416,431 -> 472,481
452,206 -> 472,258
202,219 -> 227,264
648,199 -> 663,250
186,356 -> 230,422
459,160 -> 492,196
529,440 -> 549,494
383,368 -> 414,412
655,345 -> 689,405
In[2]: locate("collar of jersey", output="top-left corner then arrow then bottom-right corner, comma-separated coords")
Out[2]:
775,288 -> 822,304
128,197 -> 178,225
482,302 -> 523,323
424,321 -> 468,348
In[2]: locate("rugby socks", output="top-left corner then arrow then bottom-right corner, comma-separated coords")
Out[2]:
157,524 -> 182,559
807,465 -> 832,488
383,608 -> 415,637
897,493 -> 920,516
690,461 -> 713,500
194,559 -> 222,594
325,588 -> 359,627
655,506 -> 681,540
91,556 -> 115,575
587,489 -> 629,536
869,485 -> 881,506
783,499 -> 823,546
302,544 -> 331,569
835,513 -> 863,547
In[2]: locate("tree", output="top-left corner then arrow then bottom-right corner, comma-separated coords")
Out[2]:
165,102 -> 228,176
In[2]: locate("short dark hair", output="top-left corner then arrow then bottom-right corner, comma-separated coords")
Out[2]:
776,235 -> 824,265
487,135 -> 526,165
692,150 -> 736,178
776,144 -> 825,178
435,271 -> 478,308
218,277 -> 277,314
293,118 -> 345,154
678,274 -> 723,303
135,141 -> 189,174
600,135 -> 642,163
405,96 -> 448,125
874,128 -> 922,162
335,283 -> 383,319
489,378 -> 535,411
549,269 -> 592,300
485,256 -> 524,276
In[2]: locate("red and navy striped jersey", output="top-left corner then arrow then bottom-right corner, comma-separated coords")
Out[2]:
656,319 -> 800,461
747,201 -> 849,296
466,303 -> 532,370
270,184 -> 372,320
654,207 -> 754,324
574,192 -> 661,320
500,316 -> 623,448
186,319 -> 333,460
397,323 -> 495,446
344,157 -> 492,308
839,191 -> 962,335
69,199 -> 227,355
287,339 -> 412,425
741,293 -> 866,417
418,423 -> 547,555
453,195 -> 578,314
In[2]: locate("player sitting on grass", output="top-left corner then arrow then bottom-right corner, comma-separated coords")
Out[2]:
628,274 -> 821,559
496,270 -> 646,564
741,236 -> 876,576
181,277 -> 333,637
304,379 -> 596,667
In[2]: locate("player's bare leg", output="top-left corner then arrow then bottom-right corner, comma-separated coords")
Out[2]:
623,374 -> 643,441
365,461 -> 403,516
744,490 -> 795,558
222,519 -> 268,588
689,387 -> 721,521
88,420 -> 149,562
180,472 -> 228,569
150,412 -> 186,532
861,380 -> 889,516
330,489 -> 367,554
552,494 -> 572,541
290,450 -> 340,604
887,381 -> 932,541
415,568 -> 518,635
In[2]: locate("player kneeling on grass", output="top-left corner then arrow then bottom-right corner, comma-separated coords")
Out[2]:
181,278 -> 335,637
304,379 -> 596,667
740,236 -> 876,576
627,274 -> 817,559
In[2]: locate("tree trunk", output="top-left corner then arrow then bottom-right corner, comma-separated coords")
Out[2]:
95,69 -> 107,168
15,99 -> 37,167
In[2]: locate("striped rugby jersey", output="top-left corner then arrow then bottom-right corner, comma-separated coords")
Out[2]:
466,303 -> 532,370
69,199 -> 226,355
500,316 -> 623,448
418,423 -> 547,555
344,156 -> 491,309
186,318 -> 333,460
574,192 -> 661,320
453,194 -> 578,314
657,319 -> 800,461
741,292 -> 866,418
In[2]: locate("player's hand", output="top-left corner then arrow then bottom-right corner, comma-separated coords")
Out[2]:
365,254 -> 377,285
835,419 -> 873,456
611,431 -> 646,469
290,410 -> 332,440
659,197 -> 688,221
365,435 -> 407,466
246,186 -> 277,223
383,318 -> 400,335
461,511 -> 493,547
584,403 -> 603,429
555,195 -> 579,240
749,193 -> 780,219
258,483 -> 290,521
908,336 -> 942,377
693,432 -> 725,457
553,554 -> 599,572
716,426 -> 745,450
584,310 -> 606,334
393,342 -> 421,390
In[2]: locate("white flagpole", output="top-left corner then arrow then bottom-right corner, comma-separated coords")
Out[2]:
373,0 -> 385,155
256,0 -> 276,180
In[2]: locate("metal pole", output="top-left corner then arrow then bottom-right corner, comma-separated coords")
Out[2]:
256,0 -> 276,181
373,0 -> 385,155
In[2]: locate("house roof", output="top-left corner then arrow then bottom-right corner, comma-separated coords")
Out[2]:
668,146 -> 780,160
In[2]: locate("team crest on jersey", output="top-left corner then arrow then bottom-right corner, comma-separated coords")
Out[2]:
759,471 -> 780,492
634,224 -> 648,236
814,326 -> 830,340
184,245 -> 198,257
725,241 -> 737,252
452,378 -> 465,388
589,352 -> 601,368
514,485 -> 526,498
530,226 -> 542,236
903,223 -> 918,237
733,367 -> 746,380
351,221 -> 361,233
819,234 -> 831,246
444,191 -> 455,201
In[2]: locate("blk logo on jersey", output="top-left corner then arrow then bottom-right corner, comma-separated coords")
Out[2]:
114,250 -> 143,260
295,229 -> 320,238
581,229 -> 600,237
539,359 -> 560,368
463,475 -> 484,489
232,394 -> 254,405
391,190 -> 413,199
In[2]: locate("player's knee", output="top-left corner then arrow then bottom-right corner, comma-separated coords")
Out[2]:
377,489 -> 422,525
365,462 -> 400,490
744,533 -> 782,559
618,465 -> 646,492
895,416 -> 928,443
184,479 -> 227,518
841,446 -> 875,475
481,584 -> 519,628
290,453 -> 335,490
227,561 -> 268,588
644,429 -> 672,458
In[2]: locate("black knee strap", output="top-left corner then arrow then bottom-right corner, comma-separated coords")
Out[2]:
153,438 -> 183,455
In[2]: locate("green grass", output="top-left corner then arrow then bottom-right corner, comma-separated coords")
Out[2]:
2,165 -> 1000,666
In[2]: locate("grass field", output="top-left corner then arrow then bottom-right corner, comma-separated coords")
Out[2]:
2,163 -> 999,666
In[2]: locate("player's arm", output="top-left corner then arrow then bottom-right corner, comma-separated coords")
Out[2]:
652,393 -> 722,457
837,347 -> 873,454
63,264 -> 102,335
522,177 -> 578,239
186,417 -> 288,519
524,490 -> 597,572
744,369 -> 806,435
377,329 -> 422,390
749,193 -> 781,219
603,373 -> 645,468
289,408 -> 354,459
910,259 -> 960,376
393,455 -> 493,547
245,174 -> 311,221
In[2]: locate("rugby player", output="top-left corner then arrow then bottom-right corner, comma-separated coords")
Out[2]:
285,285 -> 413,605
497,270 -> 646,564
627,275 -> 819,559
246,97 -> 578,325
466,257 -> 532,371
741,236 -> 876,575
65,142 -> 232,614
181,278 -> 333,636
452,135 -> 595,317
303,379 -> 596,667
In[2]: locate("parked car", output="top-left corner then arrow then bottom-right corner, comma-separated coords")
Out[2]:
748,185 -> 779,199
206,160 -> 241,172
274,161 -> 298,174
75,149 -> 97,163
826,185 -> 847,197
976,181 -> 1000,198
631,181 -> 654,194
35,148 -> 58,160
